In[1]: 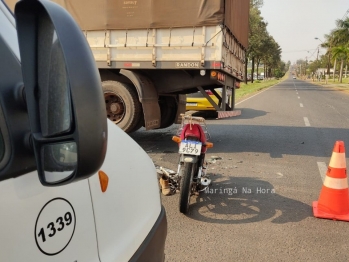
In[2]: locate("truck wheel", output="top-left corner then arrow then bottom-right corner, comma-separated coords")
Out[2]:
102,81 -> 142,133
179,162 -> 194,214
158,96 -> 177,129
129,108 -> 144,133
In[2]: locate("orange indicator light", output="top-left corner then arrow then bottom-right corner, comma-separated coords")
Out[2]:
98,170 -> 109,193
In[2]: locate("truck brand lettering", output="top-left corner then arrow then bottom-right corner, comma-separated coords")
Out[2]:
175,62 -> 200,68
124,1 -> 137,5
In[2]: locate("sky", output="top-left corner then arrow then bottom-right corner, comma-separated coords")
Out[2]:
260,0 -> 349,64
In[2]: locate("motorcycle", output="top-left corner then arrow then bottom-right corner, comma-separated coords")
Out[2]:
171,114 -> 213,214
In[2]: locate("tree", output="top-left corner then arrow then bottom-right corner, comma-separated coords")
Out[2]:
245,1 -> 284,83
331,45 -> 349,83
250,0 -> 263,9
330,17 -> 349,82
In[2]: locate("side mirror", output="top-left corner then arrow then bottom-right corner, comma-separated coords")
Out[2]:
15,0 -> 107,186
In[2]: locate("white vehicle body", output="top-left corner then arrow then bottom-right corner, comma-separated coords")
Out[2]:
0,1 -> 166,261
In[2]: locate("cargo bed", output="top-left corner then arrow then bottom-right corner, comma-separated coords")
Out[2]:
86,25 -> 246,81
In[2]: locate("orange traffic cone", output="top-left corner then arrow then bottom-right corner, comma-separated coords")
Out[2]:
313,141 -> 349,221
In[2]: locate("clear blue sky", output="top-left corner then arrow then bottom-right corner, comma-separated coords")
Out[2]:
260,0 -> 349,64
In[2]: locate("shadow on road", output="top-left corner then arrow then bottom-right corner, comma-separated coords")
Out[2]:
130,124 -> 349,158
186,175 -> 311,224
233,108 -> 268,120
180,108 -> 268,120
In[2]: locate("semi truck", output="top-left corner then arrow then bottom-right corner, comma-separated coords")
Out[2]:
7,0 -> 250,133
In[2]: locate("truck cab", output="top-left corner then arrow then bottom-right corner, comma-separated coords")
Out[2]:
0,0 -> 166,261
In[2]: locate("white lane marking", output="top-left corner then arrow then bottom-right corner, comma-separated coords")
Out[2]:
298,96 -> 300,99
304,117 -> 310,126
300,103 -> 304,107
317,162 -> 327,182
236,86 -> 273,105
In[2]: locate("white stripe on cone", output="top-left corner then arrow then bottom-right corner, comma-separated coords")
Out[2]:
323,177 -> 348,190
329,152 -> 346,168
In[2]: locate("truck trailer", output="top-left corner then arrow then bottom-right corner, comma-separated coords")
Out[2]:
7,0 -> 250,133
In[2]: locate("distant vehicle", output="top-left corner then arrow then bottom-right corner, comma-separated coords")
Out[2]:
293,76 -> 296,79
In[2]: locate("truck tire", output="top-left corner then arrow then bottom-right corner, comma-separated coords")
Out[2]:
128,108 -> 144,133
102,81 -> 142,133
158,96 -> 177,129
179,162 -> 195,214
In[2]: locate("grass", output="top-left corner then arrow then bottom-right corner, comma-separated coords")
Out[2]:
305,77 -> 349,93
236,73 -> 288,101
322,78 -> 349,85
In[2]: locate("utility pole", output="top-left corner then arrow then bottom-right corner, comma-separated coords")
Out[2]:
314,37 -> 330,80
316,46 -> 319,81
305,56 -> 307,78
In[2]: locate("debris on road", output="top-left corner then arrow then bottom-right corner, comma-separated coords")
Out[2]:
211,156 -> 223,160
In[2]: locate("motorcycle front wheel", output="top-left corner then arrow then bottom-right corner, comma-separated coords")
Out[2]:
179,162 -> 195,214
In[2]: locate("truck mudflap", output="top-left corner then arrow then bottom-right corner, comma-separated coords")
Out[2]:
175,94 -> 187,124
129,206 -> 167,262
120,69 -> 161,130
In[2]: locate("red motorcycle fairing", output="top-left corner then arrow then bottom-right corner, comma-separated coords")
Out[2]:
180,123 -> 207,153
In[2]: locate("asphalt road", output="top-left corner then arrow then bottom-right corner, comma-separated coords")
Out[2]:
130,76 -> 349,261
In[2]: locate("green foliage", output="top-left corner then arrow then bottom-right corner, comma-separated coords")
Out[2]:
332,45 -> 349,62
237,78 -> 282,100
250,0 -> 263,9
274,69 -> 285,78
246,3 -> 285,82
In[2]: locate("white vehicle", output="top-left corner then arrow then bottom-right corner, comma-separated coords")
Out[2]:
0,0 -> 166,261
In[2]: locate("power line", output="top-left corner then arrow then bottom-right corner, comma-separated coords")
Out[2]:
283,48 -> 318,53
306,47 -> 319,60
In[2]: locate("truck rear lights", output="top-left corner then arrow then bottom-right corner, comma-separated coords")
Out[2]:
211,62 -> 222,68
210,71 -> 225,82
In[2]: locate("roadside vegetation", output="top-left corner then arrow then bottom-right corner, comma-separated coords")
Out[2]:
237,72 -> 288,101
245,0 -> 288,83
295,15 -> 349,83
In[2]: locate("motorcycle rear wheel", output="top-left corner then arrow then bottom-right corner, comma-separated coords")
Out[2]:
179,162 -> 195,214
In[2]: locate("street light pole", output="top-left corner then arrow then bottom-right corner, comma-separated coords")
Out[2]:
315,37 -> 331,76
